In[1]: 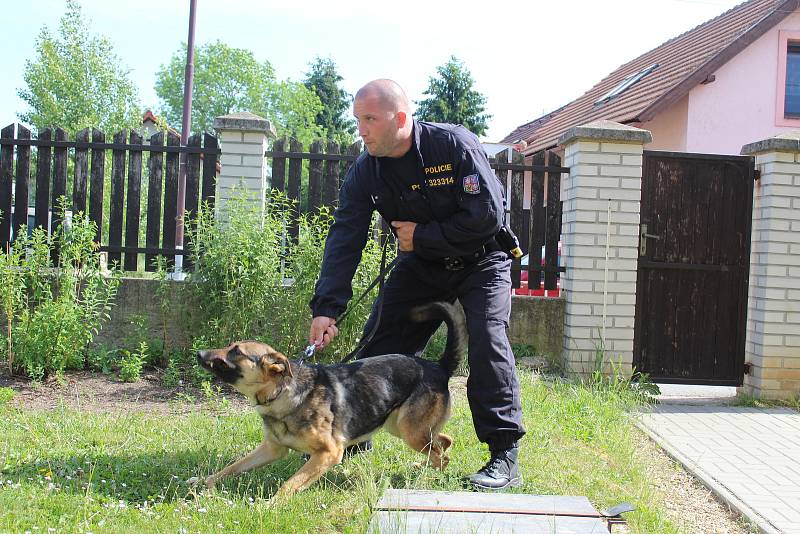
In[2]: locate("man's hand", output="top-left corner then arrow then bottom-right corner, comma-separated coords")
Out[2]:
309,316 -> 338,349
391,221 -> 417,251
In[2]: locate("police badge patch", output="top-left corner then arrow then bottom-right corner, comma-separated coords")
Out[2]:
463,174 -> 480,194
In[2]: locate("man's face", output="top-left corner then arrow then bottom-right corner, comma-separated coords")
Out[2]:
353,94 -> 400,157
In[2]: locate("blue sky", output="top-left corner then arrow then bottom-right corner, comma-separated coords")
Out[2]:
0,0 -> 744,141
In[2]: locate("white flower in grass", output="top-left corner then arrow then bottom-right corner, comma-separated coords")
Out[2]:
198,508 -> 207,513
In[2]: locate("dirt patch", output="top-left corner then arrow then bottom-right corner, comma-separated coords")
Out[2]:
0,370 -> 248,414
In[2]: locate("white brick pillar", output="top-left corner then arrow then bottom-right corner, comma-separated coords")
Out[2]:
557,120 -> 652,378
212,112 -> 276,221
741,133 -> 800,400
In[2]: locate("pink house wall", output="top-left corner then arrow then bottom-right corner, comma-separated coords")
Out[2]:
638,95 -> 688,151
643,11 -> 800,155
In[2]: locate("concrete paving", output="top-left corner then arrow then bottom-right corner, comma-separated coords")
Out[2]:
637,386 -> 800,534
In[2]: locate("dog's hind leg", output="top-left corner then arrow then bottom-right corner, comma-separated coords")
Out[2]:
272,445 -> 343,501
394,397 -> 453,470
206,439 -> 288,489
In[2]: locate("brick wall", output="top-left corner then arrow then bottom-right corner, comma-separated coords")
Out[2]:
557,121 -> 652,376
212,112 -> 276,222
741,135 -> 800,399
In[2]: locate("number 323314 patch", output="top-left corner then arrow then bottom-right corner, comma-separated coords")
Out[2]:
463,174 -> 481,194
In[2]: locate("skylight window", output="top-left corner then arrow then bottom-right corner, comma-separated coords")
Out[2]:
595,63 -> 659,105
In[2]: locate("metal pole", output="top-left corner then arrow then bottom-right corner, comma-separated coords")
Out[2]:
174,0 -> 197,279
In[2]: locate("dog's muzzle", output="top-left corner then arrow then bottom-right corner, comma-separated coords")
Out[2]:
197,350 -> 236,369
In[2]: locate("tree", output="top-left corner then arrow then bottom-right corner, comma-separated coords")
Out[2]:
155,41 -> 324,145
415,56 -> 491,137
302,57 -> 355,145
17,0 -> 141,135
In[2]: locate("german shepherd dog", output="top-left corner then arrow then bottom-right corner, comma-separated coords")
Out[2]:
197,302 -> 465,500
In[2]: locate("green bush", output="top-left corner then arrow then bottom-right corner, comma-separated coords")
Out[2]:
0,204 -> 119,379
186,191 -> 391,362
119,341 -> 148,382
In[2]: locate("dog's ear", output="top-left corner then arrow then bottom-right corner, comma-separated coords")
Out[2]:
266,352 -> 293,378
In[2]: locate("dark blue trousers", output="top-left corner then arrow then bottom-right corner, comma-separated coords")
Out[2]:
359,251 -> 525,450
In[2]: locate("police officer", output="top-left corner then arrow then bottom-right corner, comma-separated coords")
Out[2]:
308,79 -> 525,490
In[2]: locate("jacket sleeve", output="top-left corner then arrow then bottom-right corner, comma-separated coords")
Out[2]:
412,143 -> 505,259
309,166 -> 373,318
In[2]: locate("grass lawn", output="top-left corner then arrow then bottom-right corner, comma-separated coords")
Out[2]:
0,370 -> 713,533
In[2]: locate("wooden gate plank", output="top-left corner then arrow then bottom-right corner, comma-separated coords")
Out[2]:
51,128 -> 69,222
145,132 -> 165,272
124,131 -> 143,272
544,151 -> 562,290
88,129 -> 105,243
108,131 -> 127,266
286,138 -> 302,245
183,133 -> 202,271
51,128 -> 68,263
270,138 -> 286,192
201,133 -> 218,208
528,151 -> 545,291
322,141 -> 340,206
0,124 -> 13,247
162,132 -> 180,267
13,125 -> 31,242
73,128 -> 89,214
308,139 -> 323,212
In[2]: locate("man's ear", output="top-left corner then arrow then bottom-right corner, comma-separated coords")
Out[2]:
266,352 -> 293,378
396,110 -> 408,129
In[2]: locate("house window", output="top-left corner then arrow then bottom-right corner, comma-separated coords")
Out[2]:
595,63 -> 659,105
785,43 -> 800,117
777,31 -> 800,126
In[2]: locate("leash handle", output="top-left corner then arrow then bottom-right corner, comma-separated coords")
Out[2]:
300,235 -> 396,365
297,342 -> 317,364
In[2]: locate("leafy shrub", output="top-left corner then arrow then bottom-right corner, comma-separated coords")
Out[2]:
186,191 -> 391,362
0,205 -> 119,379
119,341 -> 148,382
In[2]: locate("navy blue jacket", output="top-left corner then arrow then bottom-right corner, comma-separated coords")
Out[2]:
310,120 -> 505,319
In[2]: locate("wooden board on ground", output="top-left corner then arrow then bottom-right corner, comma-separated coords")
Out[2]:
369,489 -> 611,533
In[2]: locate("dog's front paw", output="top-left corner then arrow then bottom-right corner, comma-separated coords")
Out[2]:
204,475 -> 217,490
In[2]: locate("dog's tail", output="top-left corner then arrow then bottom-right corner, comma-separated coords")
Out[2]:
409,302 -> 467,377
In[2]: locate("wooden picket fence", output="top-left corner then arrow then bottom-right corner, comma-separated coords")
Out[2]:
1,125 -> 566,289
0,123 -> 219,271
267,139 -> 567,292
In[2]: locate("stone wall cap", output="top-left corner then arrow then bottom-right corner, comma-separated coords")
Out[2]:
213,112 -> 277,137
741,131 -> 800,155
558,120 -> 652,146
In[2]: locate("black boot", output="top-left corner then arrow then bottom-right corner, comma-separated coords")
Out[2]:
468,444 -> 522,490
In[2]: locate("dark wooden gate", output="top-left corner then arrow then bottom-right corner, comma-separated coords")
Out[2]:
633,151 -> 755,386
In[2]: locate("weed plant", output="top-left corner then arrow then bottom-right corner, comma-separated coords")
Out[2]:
186,191 -> 391,363
0,204 -> 119,379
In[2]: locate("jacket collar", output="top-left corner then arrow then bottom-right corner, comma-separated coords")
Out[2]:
411,119 -> 425,168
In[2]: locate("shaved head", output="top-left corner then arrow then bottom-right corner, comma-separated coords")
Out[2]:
355,79 -> 411,115
353,79 -> 414,157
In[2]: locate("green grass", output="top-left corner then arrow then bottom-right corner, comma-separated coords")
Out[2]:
0,371 -> 687,533
733,392 -> 800,411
